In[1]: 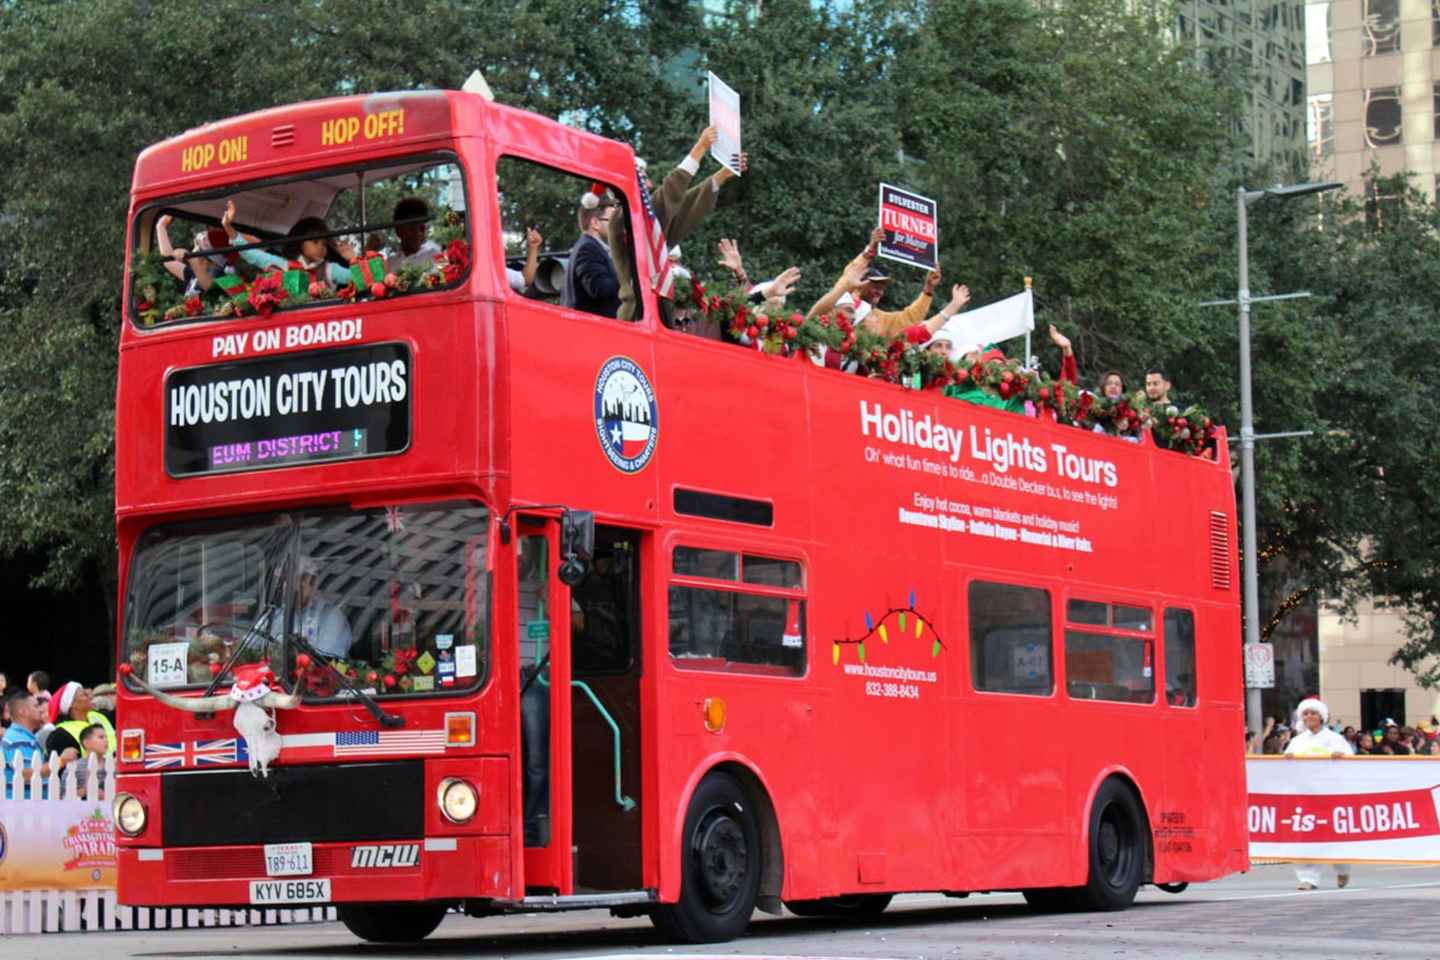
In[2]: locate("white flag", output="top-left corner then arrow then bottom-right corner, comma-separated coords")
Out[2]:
935,288 -> 1033,357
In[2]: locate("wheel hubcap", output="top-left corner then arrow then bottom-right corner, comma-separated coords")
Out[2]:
692,808 -> 748,910
1098,804 -> 1133,886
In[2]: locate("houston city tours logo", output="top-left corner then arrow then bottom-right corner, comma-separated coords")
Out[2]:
594,356 -> 658,473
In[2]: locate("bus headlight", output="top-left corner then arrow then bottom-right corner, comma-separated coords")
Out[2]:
437,777 -> 478,824
113,793 -> 147,836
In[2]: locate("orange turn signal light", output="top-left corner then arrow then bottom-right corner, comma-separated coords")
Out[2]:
703,698 -> 727,734
120,730 -> 144,763
446,712 -> 475,746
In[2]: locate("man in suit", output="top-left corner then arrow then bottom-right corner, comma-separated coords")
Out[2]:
563,192 -> 621,317
610,126 -> 747,322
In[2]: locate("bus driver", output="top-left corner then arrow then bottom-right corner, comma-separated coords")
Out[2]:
271,556 -> 355,659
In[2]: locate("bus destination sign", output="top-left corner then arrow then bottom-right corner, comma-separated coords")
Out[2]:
165,342 -> 411,478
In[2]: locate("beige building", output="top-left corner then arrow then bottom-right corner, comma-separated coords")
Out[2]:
1306,0 -> 1440,201
1320,596 -> 1440,729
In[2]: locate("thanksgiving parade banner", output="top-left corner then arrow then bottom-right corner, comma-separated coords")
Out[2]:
0,798 -> 116,890
1248,756 -> 1440,864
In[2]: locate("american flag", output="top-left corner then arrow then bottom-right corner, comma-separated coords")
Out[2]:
332,729 -> 447,757
635,159 -> 675,300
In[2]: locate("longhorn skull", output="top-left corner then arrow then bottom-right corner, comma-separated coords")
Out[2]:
122,661 -> 302,778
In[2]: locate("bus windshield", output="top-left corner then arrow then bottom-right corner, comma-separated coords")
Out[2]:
122,501 -> 490,699
129,153 -> 469,328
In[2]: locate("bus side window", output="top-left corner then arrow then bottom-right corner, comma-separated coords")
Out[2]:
969,581 -> 1053,696
668,548 -> 805,677
496,156 -> 633,315
1164,608 -> 1197,707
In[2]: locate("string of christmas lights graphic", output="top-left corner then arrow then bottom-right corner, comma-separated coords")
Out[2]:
832,589 -> 945,665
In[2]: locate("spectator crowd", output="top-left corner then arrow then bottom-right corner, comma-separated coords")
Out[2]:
0,669 -> 117,798
1248,711 -> 1440,756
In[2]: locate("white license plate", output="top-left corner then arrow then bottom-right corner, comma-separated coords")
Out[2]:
249,878 -> 330,904
263,842 -> 313,877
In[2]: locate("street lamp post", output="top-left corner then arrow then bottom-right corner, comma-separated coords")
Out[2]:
1233,181 -> 1341,735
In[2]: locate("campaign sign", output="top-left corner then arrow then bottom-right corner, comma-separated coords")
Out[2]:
708,72 -> 742,177
165,342 -> 411,477
878,183 -> 938,269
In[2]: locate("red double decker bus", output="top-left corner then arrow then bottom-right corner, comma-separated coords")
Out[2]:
113,88 -> 1247,944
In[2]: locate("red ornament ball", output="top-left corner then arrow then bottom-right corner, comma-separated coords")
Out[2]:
295,654 -> 312,670
209,662 -> 222,676
369,282 -> 388,298
384,272 -> 399,288
308,282 -> 327,298
118,663 -> 133,676
383,674 -> 397,689
366,671 -> 379,684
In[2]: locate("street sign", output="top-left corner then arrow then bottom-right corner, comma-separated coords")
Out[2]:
1244,642 -> 1275,689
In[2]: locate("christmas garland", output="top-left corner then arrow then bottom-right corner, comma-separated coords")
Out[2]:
673,278 -> 1221,457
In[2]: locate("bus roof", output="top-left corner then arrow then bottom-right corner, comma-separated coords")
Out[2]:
132,89 -> 635,199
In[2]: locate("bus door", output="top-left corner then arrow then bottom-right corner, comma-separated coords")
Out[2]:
517,517 -> 645,895
516,515 -> 573,894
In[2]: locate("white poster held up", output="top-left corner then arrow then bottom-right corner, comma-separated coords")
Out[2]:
933,288 -> 1034,360
708,72 -> 742,177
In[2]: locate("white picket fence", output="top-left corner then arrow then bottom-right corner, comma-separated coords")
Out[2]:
2,750 -> 336,935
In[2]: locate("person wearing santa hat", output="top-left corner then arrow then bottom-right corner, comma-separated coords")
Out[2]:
45,681 -> 116,760
1285,696 -> 1352,890
562,187 -> 621,317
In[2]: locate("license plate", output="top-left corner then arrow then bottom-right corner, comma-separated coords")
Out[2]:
249,878 -> 330,904
263,842 -> 313,877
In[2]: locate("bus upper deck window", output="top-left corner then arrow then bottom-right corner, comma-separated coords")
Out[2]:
129,153 -> 469,329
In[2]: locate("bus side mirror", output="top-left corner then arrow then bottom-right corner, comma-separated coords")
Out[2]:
558,510 -> 594,587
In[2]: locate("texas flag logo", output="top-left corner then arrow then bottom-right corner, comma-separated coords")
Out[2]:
594,356 -> 658,474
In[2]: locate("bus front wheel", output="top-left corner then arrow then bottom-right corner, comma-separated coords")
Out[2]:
785,894 -> 893,918
1077,778 -> 1145,911
651,772 -> 761,943
337,903 -> 448,943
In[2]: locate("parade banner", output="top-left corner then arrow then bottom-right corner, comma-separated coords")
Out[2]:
0,797 -> 117,891
1248,756 -> 1440,864
707,72 -> 742,177
877,183 -> 938,269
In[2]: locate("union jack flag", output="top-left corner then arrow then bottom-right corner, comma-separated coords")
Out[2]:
635,159 -> 675,300
143,738 -> 248,769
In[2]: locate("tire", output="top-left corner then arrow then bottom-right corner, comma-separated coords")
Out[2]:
651,772 -> 762,943
1156,882 -> 1188,894
785,894 -> 893,918
1075,779 -> 1146,911
337,903 -> 448,943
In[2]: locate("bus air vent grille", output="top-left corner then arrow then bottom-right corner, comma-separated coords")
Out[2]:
1208,511 -> 1233,590
271,124 -> 296,148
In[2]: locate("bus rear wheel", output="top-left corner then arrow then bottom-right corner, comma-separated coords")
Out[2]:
785,894 -> 893,918
337,903 -> 448,943
1076,779 -> 1145,911
651,772 -> 761,943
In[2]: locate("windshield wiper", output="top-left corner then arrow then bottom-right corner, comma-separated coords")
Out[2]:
198,604 -> 282,700
288,632 -> 404,728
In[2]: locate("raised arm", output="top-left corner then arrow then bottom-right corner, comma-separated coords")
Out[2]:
522,228 -> 543,287
154,214 -> 187,282
918,284 -> 970,337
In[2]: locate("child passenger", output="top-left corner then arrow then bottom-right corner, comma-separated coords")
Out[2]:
221,200 -> 355,288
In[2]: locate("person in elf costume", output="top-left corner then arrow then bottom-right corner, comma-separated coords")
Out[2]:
222,200 -> 355,288
1284,696 -> 1352,890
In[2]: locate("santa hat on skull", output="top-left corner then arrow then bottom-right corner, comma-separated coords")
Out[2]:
228,662 -> 278,703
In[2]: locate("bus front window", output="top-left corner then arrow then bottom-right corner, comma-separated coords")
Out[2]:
129,154 -> 470,328
123,501 -> 490,699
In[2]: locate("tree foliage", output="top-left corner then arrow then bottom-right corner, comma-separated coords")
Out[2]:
2,0 -> 1439,678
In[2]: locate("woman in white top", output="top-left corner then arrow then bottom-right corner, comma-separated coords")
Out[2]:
1285,696 -> 1353,890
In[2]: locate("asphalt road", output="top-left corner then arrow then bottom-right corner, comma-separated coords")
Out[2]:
8,864 -> 1439,960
